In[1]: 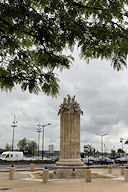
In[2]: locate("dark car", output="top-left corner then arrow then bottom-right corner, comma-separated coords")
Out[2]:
52,156 -> 59,162
98,157 -> 114,165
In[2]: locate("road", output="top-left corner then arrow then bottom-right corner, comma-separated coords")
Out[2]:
0,163 -> 55,170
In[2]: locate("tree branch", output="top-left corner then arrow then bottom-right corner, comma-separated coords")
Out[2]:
0,75 -> 36,81
72,2 -> 107,11
0,17 -> 37,38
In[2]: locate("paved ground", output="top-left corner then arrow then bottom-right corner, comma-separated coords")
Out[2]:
0,168 -> 128,192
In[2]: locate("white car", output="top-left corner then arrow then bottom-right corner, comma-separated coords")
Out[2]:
0,151 -> 23,161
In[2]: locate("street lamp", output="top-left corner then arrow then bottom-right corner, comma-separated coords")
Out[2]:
37,123 -> 51,160
96,133 -> 108,159
120,138 -> 128,154
11,116 -> 17,151
37,126 -> 42,156
120,138 -> 127,152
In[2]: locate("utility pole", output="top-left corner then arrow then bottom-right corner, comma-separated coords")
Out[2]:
37,125 -> 42,157
11,115 -> 17,151
96,133 -> 108,159
37,123 -> 51,160
120,138 -> 128,154
120,138 -> 124,151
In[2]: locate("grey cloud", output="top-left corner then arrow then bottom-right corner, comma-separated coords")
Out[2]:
0,53 -> 128,152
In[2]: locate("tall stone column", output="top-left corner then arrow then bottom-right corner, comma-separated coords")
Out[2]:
56,95 -> 84,166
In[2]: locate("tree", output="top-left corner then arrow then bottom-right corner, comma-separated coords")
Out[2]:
4,143 -> 12,151
0,0 -> 128,95
84,145 -> 94,157
95,150 -> 101,157
27,140 -> 37,156
125,139 -> 128,144
17,138 -> 28,153
110,149 -> 117,159
117,148 -> 125,154
17,138 -> 37,155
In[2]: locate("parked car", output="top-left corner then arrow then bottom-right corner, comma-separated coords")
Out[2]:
82,156 -> 95,165
82,156 -> 114,165
93,157 -> 101,164
93,157 -> 114,165
99,157 -> 114,165
52,156 -> 59,162
115,157 -> 128,164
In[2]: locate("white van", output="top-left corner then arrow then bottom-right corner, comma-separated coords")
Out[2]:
0,151 -> 23,161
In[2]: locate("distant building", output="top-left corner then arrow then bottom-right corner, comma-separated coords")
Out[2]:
39,150 -> 60,158
83,145 -> 91,152
49,145 -> 54,153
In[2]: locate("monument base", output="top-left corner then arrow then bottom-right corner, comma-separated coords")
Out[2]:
56,158 -> 84,166
53,166 -> 87,179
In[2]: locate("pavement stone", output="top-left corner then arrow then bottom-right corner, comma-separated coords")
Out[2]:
0,168 -> 128,192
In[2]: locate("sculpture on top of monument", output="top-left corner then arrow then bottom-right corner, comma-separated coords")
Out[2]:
58,95 -> 83,115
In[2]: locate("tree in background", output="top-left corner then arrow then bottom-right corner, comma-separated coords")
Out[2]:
17,138 -> 28,153
84,145 -> 95,157
117,148 -> 125,157
95,150 -> 101,157
0,0 -> 128,95
117,148 -> 125,153
4,143 -> 12,151
17,138 -> 37,155
110,149 -> 117,159
27,140 -> 37,156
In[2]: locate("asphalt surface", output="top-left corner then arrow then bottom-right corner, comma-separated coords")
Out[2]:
0,163 -> 55,171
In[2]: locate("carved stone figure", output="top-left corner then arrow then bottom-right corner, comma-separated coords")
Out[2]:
58,95 -> 83,115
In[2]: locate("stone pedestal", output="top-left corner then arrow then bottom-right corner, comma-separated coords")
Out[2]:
42,169 -> 49,183
124,169 -> 128,181
108,165 -> 112,174
121,167 -> 125,175
56,159 -> 84,166
54,167 -> 86,179
9,167 -> 15,180
85,169 -> 91,182
56,95 -> 84,168
30,163 -> 35,172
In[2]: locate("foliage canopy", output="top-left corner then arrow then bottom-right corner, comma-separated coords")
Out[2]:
0,0 -> 128,95
4,143 -> 12,151
17,138 -> 37,155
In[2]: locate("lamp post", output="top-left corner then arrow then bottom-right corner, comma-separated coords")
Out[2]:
120,138 -> 128,154
37,123 -> 51,160
11,116 -> 17,151
96,133 -> 108,159
32,141 -> 34,159
120,138 -> 123,152
120,138 -> 126,152
37,126 -> 42,156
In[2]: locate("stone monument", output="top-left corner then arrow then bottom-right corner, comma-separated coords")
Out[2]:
54,95 -> 85,178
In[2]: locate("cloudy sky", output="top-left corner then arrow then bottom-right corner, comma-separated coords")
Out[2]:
0,49 -> 128,153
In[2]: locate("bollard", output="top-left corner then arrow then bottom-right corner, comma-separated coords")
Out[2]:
121,167 -> 125,175
124,169 -> 128,181
9,167 -> 15,180
42,169 -> 49,183
30,163 -> 35,172
108,164 -> 112,174
85,169 -> 91,182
